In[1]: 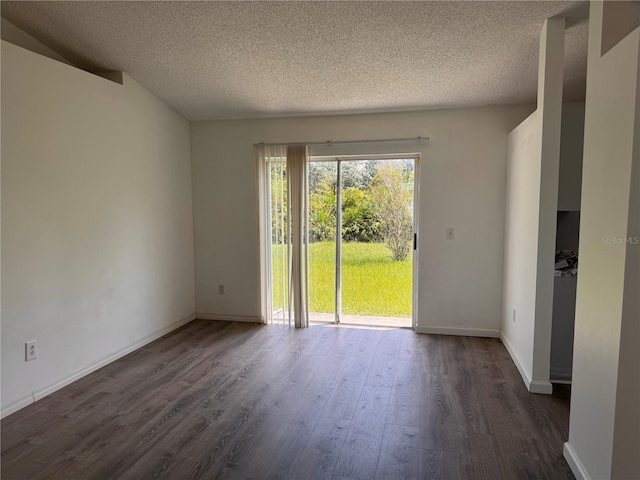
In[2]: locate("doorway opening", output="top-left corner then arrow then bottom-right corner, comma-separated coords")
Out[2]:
263,153 -> 419,329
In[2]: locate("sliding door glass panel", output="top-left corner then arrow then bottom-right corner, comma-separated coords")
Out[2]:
270,159 -> 289,324
308,161 -> 337,323
340,159 -> 414,327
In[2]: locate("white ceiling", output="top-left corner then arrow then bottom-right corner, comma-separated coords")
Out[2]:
0,1 -> 611,122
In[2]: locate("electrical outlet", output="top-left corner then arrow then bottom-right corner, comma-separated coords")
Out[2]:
512,309 -> 516,323
25,340 -> 37,361
446,227 -> 455,240
218,284 -> 225,294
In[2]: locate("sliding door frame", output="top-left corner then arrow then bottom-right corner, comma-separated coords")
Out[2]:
259,152 -> 420,329
311,153 -> 420,329
335,161 -> 343,323
411,155 -> 420,330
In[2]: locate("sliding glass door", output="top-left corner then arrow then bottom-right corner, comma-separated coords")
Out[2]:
307,156 -> 417,328
267,153 -> 290,324
264,153 -> 419,328
339,159 -> 415,327
308,161 -> 337,323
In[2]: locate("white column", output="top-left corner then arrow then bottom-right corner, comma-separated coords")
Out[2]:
564,2 -> 640,479
530,17 -> 565,393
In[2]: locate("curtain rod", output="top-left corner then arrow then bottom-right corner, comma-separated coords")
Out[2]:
253,136 -> 429,148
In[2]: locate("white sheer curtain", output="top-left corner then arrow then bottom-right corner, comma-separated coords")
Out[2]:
286,145 -> 310,328
258,145 -> 310,328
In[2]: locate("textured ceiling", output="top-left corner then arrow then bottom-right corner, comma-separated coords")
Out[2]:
0,1 -> 607,121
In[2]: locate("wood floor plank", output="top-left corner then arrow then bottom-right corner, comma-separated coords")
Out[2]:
375,424 -> 420,480
287,417 -> 350,480
418,448 -> 458,480
347,328 -> 382,358
307,351 -> 349,390
332,386 -> 391,479
216,413 -> 288,480
320,355 -> 372,421
457,452 -> 504,480
397,331 -> 424,364
279,386 -> 333,427
387,360 -> 423,427
365,353 -> 397,388
1,320 -> 575,480
237,419 -> 314,480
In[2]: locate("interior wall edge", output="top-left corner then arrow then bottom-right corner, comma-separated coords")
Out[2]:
0,16 -> 73,66
0,18 -> 125,85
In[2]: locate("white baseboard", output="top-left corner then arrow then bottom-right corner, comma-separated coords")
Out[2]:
1,394 -> 35,419
415,325 -> 500,338
1,312 -> 196,419
500,332 -> 533,388
500,332 -> 553,394
196,313 -> 262,323
530,380 -> 553,394
564,442 -> 591,480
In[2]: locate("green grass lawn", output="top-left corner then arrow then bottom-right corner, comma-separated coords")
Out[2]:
272,242 -> 412,317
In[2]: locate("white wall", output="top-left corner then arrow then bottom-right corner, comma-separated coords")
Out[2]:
611,91 -> 639,479
191,105 -> 533,333
1,41 -> 195,416
530,19 -> 565,393
500,19 -> 565,394
501,110 -> 542,386
501,104 -> 583,386
564,1 -> 640,479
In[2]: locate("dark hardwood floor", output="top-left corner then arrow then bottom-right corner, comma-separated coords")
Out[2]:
1,320 -> 575,479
